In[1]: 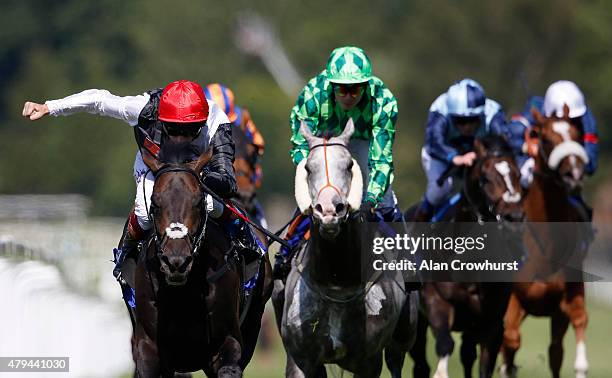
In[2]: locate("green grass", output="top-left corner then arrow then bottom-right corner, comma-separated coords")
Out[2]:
123,301 -> 611,377
243,301 -> 611,378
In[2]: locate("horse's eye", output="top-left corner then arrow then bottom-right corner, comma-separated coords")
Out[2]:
347,160 -> 354,170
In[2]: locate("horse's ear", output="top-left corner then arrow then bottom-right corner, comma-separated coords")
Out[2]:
141,147 -> 164,173
187,148 -> 213,173
563,103 -> 570,119
531,106 -> 546,125
473,138 -> 487,159
300,121 -> 317,148
338,118 -> 355,145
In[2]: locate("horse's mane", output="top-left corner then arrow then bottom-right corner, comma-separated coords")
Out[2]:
159,141 -> 198,164
477,134 -> 513,158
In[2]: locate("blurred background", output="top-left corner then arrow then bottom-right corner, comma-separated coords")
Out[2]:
1,0 -> 611,376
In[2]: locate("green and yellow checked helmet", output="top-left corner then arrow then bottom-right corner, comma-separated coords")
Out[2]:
326,46 -> 372,84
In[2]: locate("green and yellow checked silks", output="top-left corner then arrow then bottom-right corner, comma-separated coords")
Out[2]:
290,70 -> 398,204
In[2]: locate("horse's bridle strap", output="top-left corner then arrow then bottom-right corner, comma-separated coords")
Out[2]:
312,139 -> 345,200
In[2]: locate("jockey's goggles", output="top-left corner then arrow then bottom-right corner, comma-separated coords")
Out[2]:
333,83 -> 365,98
450,115 -> 481,126
163,121 -> 204,137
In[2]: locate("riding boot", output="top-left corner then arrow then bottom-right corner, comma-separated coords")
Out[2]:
113,210 -> 146,282
218,204 -> 265,259
273,214 -> 310,281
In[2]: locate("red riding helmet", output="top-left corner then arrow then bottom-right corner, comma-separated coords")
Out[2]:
158,80 -> 209,123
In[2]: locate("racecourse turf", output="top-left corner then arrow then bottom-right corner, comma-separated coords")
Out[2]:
242,300 -> 611,378
124,300 -> 610,377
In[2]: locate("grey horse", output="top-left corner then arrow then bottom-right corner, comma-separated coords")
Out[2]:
273,119 -> 417,377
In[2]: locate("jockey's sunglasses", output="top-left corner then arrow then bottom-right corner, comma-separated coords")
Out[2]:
163,122 -> 204,137
333,84 -> 365,98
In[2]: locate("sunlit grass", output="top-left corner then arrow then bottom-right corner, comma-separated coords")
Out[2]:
121,300 -> 611,377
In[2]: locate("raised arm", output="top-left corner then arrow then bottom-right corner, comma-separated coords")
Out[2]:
22,89 -> 150,126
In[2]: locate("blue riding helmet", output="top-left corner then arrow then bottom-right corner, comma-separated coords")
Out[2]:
446,78 -> 486,118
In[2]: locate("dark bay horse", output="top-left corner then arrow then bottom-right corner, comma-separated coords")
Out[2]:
501,106 -> 591,378
273,119 -> 417,377
132,144 -> 271,377
407,135 -> 525,378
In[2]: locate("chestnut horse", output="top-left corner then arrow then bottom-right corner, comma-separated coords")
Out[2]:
131,144 -> 272,377
232,124 -> 264,226
406,135 -> 525,378
500,106 -> 591,378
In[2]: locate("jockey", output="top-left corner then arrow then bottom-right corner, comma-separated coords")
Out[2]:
507,80 -> 598,188
274,45 -> 400,279
506,80 -> 598,221
414,78 -> 508,221
204,83 -> 268,228
22,80 -> 258,283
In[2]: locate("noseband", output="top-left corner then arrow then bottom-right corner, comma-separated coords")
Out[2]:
532,121 -> 587,186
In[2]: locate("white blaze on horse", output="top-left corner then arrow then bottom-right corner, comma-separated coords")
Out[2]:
501,105 -> 591,378
274,119 -> 417,377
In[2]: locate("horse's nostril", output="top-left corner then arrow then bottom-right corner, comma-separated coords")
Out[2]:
315,204 -> 323,213
335,203 -> 345,213
160,255 -> 176,273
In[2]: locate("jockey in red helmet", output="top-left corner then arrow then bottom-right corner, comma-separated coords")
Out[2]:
22,80 -> 257,289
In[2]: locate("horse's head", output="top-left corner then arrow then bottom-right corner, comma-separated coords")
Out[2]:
471,135 -> 524,222
294,119 -> 363,239
142,143 -> 212,285
531,105 -> 588,193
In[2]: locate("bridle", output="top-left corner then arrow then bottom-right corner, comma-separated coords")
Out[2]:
312,139 -> 345,201
308,139 -> 353,222
530,120 -> 586,187
146,165 -> 209,264
462,151 -> 522,224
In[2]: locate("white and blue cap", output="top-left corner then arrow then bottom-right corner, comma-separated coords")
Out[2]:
446,78 -> 486,117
